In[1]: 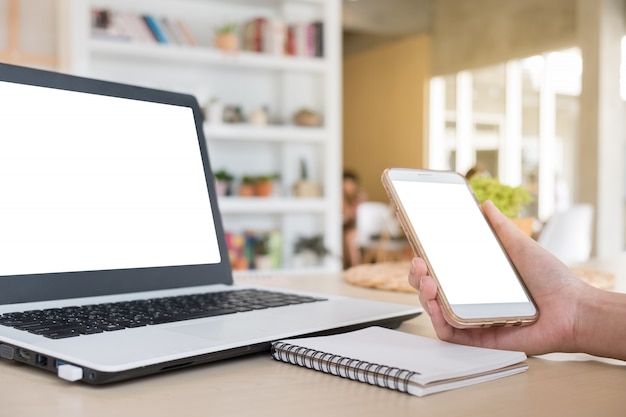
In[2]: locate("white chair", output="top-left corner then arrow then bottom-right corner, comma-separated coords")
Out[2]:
355,202 -> 409,263
537,204 -> 594,264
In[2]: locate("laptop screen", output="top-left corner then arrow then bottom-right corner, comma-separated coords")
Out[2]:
0,81 -> 221,277
0,63 -> 231,304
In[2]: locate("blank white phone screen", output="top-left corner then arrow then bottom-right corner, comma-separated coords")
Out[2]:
0,81 -> 220,277
392,179 -> 530,305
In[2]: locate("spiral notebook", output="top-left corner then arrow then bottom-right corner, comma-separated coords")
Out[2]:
271,326 -> 528,396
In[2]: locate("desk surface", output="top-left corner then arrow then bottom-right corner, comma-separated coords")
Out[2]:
3,264 -> 626,417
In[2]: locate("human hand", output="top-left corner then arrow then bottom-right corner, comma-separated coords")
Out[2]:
408,200 -> 588,356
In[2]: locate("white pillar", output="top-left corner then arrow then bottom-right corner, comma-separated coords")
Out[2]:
577,0 -> 625,257
456,71 -> 474,175
428,77 -> 447,169
538,53 -> 556,222
502,60 -> 522,186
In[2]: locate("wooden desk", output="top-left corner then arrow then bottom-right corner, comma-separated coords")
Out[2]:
2,271 -> 626,417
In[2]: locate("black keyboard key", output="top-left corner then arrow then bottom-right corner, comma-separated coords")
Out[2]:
97,324 -> 126,332
0,289 -> 327,338
42,330 -> 81,339
28,322 -> 85,334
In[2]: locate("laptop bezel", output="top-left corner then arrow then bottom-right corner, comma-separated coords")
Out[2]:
0,63 -> 233,305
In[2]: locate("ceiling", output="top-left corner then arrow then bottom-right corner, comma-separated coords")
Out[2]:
341,0 -> 432,36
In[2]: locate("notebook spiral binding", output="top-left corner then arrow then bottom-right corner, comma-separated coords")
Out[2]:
271,342 -> 418,394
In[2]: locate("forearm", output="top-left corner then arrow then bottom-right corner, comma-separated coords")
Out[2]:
574,286 -> 626,361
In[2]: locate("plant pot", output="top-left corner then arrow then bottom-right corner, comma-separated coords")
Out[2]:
293,111 -> 321,127
206,100 -> 224,125
511,217 -> 535,237
238,183 -> 255,197
254,255 -> 272,270
215,179 -> 231,196
253,181 -> 274,197
214,33 -> 238,52
293,250 -> 321,268
293,180 -> 321,197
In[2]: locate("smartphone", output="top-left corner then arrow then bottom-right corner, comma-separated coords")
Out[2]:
381,168 -> 538,328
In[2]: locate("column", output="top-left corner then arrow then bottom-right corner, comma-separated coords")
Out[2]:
456,71 -> 475,175
428,77 -> 447,169
577,0 -> 625,257
502,60 -> 522,186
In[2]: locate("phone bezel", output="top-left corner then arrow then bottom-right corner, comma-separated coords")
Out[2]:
381,167 -> 539,329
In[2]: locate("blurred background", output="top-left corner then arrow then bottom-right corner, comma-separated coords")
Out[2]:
2,0 -> 624,273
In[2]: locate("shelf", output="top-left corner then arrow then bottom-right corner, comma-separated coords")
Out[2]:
89,39 -> 328,73
217,197 -> 328,214
233,265 -> 335,279
67,0 -> 343,273
204,123 -> 327,142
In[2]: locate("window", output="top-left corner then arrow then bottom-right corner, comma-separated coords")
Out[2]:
428,49 -> 581,222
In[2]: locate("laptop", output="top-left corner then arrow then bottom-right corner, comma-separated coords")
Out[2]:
0,63 -> 421,384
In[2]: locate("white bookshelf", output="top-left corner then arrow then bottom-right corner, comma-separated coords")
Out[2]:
60,0 -> 342,274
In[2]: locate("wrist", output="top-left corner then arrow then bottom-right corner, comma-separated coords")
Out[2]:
569,283 -> 597,354
572,284 -> 626,360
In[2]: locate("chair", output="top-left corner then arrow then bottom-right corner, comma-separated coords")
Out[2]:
355,202 -> 409,263
537,204 -> 594,264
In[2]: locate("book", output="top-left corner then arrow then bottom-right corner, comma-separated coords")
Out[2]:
225,230 -> 282,270
263,18 -> 286,55
176,20 -> 198,46
271,326 -> 528,397
312,21 -> 323,57
142,15 -> 169,44
90,9 -> 132,42
160,18 -> 184,45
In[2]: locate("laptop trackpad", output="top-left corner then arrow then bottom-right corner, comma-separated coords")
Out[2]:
166,312 -> 313,343
165,302 -> 355,343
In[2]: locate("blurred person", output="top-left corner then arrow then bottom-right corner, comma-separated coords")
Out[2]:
342,170 -> 367,269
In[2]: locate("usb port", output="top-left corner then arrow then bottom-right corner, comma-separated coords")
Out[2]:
17,348 -> 31,362
35,354 -> 48,367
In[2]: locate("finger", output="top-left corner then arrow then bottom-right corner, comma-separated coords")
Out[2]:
426,296 -> 457,341
482,199 -> 555,281
482,200 -> 531,255
408,257 -> 427,290
417,275 -> 438,314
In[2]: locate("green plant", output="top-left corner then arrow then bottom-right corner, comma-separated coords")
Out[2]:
241,175 -> 256,185
253,235 -> 269,255
215,22 -> 238,34
254,173 -> 280,183
468,176 -> 533,218
214,169 -> 234,182
294,235 -> 329,258
299,159 -> 308,180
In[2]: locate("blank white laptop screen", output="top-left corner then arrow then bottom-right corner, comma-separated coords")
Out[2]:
0,81 -> 221,277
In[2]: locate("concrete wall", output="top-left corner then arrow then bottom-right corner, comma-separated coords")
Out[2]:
432,0 -> 577,75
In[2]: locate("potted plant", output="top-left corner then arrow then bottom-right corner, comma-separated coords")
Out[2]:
238,175 -> 256,197
214,22 -> 239,52
293,159 -> 321,197
214,169 -> 234,196
250,234 -> 269,269
204,97 -> 223,125
468,176 -> 534,235
293,108 -> 322,127
293,234 -> 330,267
253,173 -> 279,197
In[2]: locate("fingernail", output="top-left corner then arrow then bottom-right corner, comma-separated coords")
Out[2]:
418,276 -> 424,292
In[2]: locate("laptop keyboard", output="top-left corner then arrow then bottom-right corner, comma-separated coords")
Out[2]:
0,289 -> 326,340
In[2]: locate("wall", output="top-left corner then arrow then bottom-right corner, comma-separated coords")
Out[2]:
432,0 -> 577,75
343,34 -> 431,203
